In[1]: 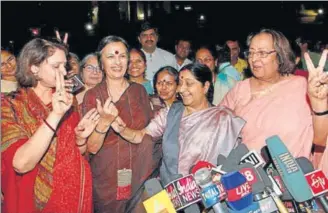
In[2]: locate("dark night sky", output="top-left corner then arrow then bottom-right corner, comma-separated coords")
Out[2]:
1,1 -> 328,57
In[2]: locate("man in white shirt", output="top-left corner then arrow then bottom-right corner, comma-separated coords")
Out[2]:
138,21 -> 175,81
172,38 -> 192,71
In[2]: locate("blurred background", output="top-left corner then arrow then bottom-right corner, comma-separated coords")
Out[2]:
1,1 -> 328,56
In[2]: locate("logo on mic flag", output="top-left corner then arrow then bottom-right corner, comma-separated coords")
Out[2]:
164,174 -> 201,210
143,190 -> 176,213
305,170 -> 328,196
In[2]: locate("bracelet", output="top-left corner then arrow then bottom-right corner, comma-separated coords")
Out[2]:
95,127 -> 107,134
43,119 -> 57,136
76,142 -> 87,147
313,109 -> 328,116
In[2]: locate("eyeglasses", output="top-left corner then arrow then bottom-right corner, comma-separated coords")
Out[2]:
196,57 -> 214,64
83,64 -> 102,73
156,81 -> 175,87
1,56 -> 16,68
244,50 -> 276,59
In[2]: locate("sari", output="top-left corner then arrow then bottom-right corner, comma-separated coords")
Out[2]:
1,88 -> 92,213
82,81 -> 156,213
146,104 -> 245,181
220,75 -> 313,158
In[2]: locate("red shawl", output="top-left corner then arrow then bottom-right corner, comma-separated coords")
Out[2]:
1,88 -> 92,213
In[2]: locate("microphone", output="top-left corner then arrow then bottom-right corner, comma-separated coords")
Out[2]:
265,135 -> 313,203
164,174 -> 201,213
221,171 -> 253,211
143,178 -> 177,213
296,157 -> 328,213
222,144 -> 250,170
194,168 -> 228,213
217,154 -> 227,167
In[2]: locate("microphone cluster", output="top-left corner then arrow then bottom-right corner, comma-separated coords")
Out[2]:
142,135 -> 328,213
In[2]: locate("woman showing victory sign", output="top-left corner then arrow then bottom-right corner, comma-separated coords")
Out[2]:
1,38 -> 98,213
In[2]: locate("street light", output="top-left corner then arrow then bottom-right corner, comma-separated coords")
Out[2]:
318,8 -> 324,14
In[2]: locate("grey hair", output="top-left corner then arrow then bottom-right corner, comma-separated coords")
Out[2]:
79,52 -> 101,81
246,28 -> 296,75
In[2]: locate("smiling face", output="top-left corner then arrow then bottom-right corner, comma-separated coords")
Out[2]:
1,50 -> 17,79
195,48 -> 215,73
100,41 -> 128,80
82,55 -> 103,87
128,50 -> 146,78
31,48 -> 67,88
248,33 -> 280,80
155,70 -> 178,103
175,40 -> 191,60
178,69 -> 209,108
138,29 -> 158,53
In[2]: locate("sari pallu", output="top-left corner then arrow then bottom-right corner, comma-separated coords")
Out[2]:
220,76 -> 313,158
82,81 -> 155,213
1,88 -> 92,213
146,103 -> 245,185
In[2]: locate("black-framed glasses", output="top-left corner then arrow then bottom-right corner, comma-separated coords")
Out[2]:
83,64 -> 102,73
244,50 -> 276,59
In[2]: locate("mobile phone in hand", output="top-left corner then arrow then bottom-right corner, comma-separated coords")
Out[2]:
69,75 -> 85,94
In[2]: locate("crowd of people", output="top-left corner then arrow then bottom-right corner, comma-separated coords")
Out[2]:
1,20 -> 328,213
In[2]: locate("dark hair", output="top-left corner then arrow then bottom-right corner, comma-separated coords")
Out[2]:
16,38 -> 68,87
96,35 -> 129,70
79,52 -> 100,82
175,38 -> 192,47
180,63 -> 214,103
246,29 -> 295,75
138,21 -> 158,36
195,45 -> 216,59
153,66 -> 179,95
216,44 -> 231,65
129,48 -> 146,63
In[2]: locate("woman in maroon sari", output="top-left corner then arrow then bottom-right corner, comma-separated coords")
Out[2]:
82,36 -> 156,213
1,38 -> 98,213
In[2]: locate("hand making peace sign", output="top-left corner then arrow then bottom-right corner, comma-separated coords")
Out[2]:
305,49 -> 328,101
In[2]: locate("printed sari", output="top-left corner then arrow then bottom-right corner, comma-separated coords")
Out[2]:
1,88 -> 92,213
82,81 -> 156,213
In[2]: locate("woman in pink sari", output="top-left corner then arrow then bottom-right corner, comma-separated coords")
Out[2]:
220,29 -> 313,158
111,63 -> 245,186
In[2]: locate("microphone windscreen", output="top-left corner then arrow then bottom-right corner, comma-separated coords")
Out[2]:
217,154 -> 227,166
184,204 -> 201,213
296,157 -> 315,174
144,178 -> 164,198
266,135 -> 313,202
221,171 -> 253,211
222,144 -> 250,172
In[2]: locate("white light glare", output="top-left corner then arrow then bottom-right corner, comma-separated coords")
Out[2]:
85,23 -> 94,31
318,8 -> 324,14
199,14 -> 205,20
184,6 -> 192,11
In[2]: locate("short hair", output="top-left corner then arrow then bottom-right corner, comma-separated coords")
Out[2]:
79,52 -> 99,82
69,52 -> 80,62
175,38 -> 192,47
96,35 -> 129,70
180,63 -> 214,103
153,66 -> 179,95
138,21 -> 158,36
16,38 -> 68,87
216,44 -> 231,65
195,45 -> 216,59
129,48 -> 146,63
246,29 -> 295,75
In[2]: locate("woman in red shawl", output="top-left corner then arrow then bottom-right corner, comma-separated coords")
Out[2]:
1,38 -> 98,213
82,36 -> 156,213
